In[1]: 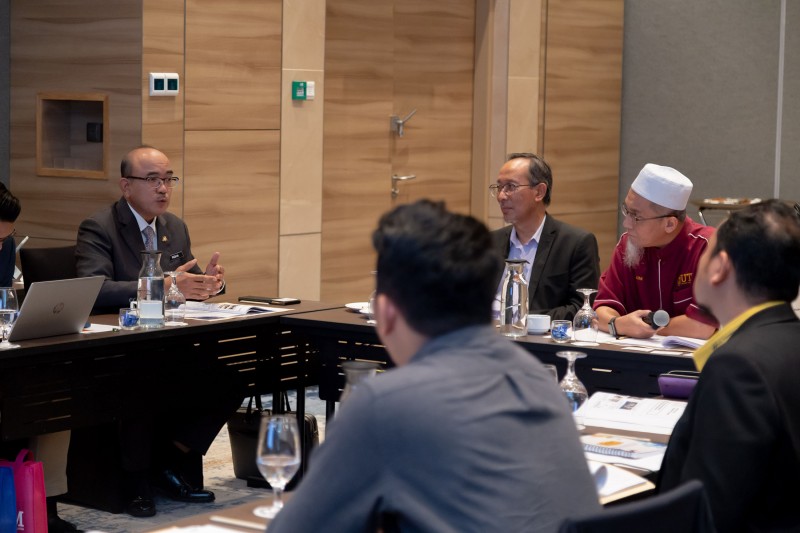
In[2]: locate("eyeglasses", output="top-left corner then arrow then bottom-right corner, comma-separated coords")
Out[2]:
489,183 -> 534,198
125,176 -> 181,189
0,229 -> 15,244
620,203 -> 676,224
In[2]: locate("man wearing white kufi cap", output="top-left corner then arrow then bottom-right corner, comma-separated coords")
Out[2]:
594,164 -> 718,339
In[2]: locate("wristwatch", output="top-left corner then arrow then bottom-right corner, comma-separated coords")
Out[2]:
608,316 -> 620,338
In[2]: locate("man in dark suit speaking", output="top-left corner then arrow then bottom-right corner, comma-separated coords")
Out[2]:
75,146 -> 236,518
659,200 -> 800,532
76,145 -> 224,314
490,153 -> 600,321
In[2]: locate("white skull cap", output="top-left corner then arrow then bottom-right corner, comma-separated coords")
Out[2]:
631,163 -> 693,211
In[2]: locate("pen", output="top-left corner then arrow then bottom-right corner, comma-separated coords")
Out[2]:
209,515 -> 266,530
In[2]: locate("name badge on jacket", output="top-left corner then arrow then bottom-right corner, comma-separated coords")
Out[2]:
170,251 -> 185,262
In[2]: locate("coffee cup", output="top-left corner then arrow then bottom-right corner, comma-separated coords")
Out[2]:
527,314 -> 551,334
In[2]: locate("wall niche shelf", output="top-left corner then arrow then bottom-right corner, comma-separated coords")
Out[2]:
36,92 -> 109,179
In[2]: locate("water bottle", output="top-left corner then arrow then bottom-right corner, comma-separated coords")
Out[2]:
499,259 -> 528,338
137,250 -> 165,329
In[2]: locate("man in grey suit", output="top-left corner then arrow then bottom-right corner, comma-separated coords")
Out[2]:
659,200 -> 800,532
75,146 -> 234,518
76,145 -> 224,314
491,153 -> 600,321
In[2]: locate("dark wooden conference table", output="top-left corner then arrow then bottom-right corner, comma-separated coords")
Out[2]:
280,307 -> 697,420
0,300 -> 695,442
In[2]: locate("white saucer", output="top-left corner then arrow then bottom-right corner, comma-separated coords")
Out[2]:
527,328 -> 549,335
345,302 -> 370,314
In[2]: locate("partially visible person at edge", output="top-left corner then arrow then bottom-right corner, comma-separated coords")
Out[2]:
268,199 -> 600,533
0,182 -> 79,533
490,152 -> 600,321
659,199 -> 800,532
594,163 -> 717,339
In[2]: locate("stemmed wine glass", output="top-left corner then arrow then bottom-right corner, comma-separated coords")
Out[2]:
0,288 -> 20,350
557,350 -> 588,411
572,288 -> 598,342
253,415 -> 301,519
164,271 -> 187,326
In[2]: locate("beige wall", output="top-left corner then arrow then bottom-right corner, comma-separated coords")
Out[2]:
10,0 -> 622,298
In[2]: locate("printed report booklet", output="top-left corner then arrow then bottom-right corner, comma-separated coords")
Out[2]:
575,392 -> 687,443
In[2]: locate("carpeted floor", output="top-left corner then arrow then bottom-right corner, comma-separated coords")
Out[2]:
59,387 -> 328,532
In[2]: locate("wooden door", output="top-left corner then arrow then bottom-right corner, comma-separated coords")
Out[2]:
322,0 -> 475,302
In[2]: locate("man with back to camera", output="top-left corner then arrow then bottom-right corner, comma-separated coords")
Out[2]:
491,153 -> 600,321
659,200 -> 800,532
594,163 -> 717,339
75,146 -> 241,517
267,199 -> 601,532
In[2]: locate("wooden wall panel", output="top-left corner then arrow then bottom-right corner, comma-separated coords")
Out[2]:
184,130 -> 280,297
185,0 -> 282,131
541,0 -> 623,263
321,0 -> 394,302
142,0 -> 185,214
10,0 -> 142,245
321,0 -> 475,303
392,0 -> 475,213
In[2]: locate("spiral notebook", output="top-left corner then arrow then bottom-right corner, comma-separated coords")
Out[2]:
581,433 -> 667,459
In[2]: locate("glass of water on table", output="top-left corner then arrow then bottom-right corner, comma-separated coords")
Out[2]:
0,287 -> 19,349
253,415 -> 301,519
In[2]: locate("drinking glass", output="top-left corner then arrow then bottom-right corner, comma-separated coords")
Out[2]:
542,364 -> 558,383
551,320 -> 572,343
164,271 -> 187,326
253,415 -> 301,519
0,288 -> 20,350
557,350 -> 588,411
572,288 -> 599,342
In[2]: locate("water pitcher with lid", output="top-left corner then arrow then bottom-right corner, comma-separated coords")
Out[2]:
499,259 -> 528,337
138,250 -> 165,328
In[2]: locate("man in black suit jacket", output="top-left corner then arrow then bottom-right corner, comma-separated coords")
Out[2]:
76,147 -> 224,314
75,146 -> 236,518
490,153 -> 599,321
659,200 -> 800,532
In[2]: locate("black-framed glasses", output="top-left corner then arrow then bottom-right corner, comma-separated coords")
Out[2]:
125,176 -> 181,189
620,203 -> 676,224
0,229 -> 15,244
489,183 -> 534,198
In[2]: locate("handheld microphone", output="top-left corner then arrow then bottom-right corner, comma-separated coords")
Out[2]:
642,309 -> 670,329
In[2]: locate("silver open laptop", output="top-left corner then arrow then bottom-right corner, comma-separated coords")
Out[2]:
9,276 -> 104,342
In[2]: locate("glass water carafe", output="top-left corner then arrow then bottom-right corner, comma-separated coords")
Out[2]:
339,361 -> 379,406
499,259 -> 528,338
138,250 -> 165,329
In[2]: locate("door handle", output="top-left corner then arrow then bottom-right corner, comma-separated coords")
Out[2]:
390,109 -> 417,137
391,174 -> 417,198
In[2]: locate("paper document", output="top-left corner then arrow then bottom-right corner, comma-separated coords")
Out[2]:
575,392 -> 687,442
588,461 -> 654,503
184,301 -> 287,320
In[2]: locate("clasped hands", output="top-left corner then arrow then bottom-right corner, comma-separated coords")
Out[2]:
166,252 -> 225,300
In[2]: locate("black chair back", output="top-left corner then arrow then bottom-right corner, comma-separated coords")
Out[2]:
559,479 -> 716,533
19,245 -> 78,292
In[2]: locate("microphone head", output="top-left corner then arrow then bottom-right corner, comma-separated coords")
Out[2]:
644,309 -> 671,329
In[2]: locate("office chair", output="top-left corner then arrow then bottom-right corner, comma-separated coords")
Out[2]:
559,479 -> 716,533
19,245 -> 78,291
